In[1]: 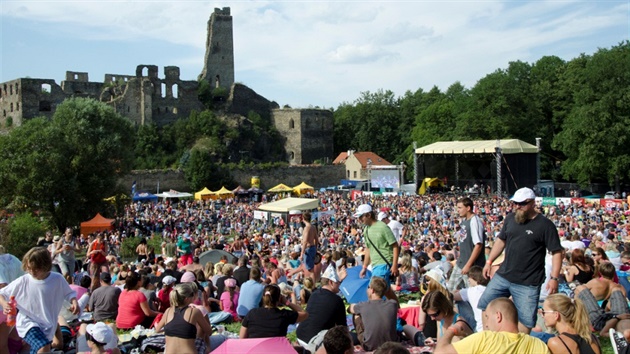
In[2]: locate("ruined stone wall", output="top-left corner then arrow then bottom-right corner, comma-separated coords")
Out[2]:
61,71 -> 104,98
199,7 -> 234,90
119,165 -> 345,193
227,83 -> 277,121
299,109 -> 334,164
0,78 -> 67,129
271,108 -> 334,165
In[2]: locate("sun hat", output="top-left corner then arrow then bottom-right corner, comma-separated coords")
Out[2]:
181,271 -> 196,283
353,204 -> 372,218
224,278 -> 237,288
162,275 -> 177,286
86,322 -> 113,345
322,264 -> 340,283
377,212 -> 389,221
425,268 -> 447,288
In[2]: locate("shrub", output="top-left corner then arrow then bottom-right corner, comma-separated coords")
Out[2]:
120,234 -> 165,260
1,213 -> 48,259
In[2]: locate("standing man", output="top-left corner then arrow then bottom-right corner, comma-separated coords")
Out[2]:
301,211 -> 318,281
448,197 -> 486,291
377,212 -> 405,245
478,187 -> 563,333
356,204 -> 399,302
177,233 -> 194,265
288,211 -> 320,282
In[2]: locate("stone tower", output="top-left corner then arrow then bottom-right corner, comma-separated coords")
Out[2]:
199,7 -> 235,90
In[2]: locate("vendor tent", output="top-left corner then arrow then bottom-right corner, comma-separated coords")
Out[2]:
81,213 -> 115,236
132,192 -> 158,202
258,197 -> 319,213
156,190 -> 193,199
214,186 -> 234,199
268,183 -> 294,193
194,187 -> 214,200
293,182 -> 315,196
232,185 -> 249,195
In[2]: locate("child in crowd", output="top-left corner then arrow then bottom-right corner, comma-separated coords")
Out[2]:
0,247 -> 78,354
453,265 -> 488,332
220,278 -> 240,320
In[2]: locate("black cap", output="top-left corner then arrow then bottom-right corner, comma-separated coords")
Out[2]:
100,272 -> 112,284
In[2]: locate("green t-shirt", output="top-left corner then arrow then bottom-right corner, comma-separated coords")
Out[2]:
364,221 -> 397,266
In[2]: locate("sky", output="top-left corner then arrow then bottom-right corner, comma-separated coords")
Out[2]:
1,1 -> 628,109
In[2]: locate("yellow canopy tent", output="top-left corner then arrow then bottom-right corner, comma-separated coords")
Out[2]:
195,187 -> 214,200
268,183 -> 294,193
418,177 -> 445,195
293,182 -> 315,196
214,186 -> 234,199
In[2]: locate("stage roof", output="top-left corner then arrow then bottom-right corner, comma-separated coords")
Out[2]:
415,139 -> 538,155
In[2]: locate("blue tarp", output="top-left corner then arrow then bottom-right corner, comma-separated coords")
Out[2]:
133,192 -> 158,202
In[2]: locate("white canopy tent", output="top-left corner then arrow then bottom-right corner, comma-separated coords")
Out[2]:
258,197 -> 319,213
415,139 -> 538,155
156,190 -> 194,199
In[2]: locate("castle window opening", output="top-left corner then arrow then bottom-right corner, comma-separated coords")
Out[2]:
0,88 -> 2,97
161,83 -> 166,98
3,84 -> 6,93
3,110 -> 5,117
111,76 -> 116,82
15,83 -> 19,95
142,67 -> 148,77
173,107 -> 178,114
9,85 -> 13,95
41,83 -> 51,94
289,119 -> 294,129
127,106 -> 130,112
10,103 -> 13,112
353,171 -> 357,178
289,151 -> 295,160
347,170 -> 350,179
157,107 -> 160,114
172,84 -> 179,99
74,74 -> 79,80
16,103 -> 19,111
215,75 -> 220,88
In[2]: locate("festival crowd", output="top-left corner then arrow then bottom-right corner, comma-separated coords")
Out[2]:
2,187 -> 630,354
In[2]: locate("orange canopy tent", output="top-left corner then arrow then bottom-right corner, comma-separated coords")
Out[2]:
80,213 -> 115,236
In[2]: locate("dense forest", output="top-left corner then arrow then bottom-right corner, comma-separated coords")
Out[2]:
333,41 -> 629,188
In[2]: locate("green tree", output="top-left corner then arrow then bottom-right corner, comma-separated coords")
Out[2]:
182,148 -> 234,190
0,98 -> 135,229
554,41 -> 630,187
2,213 -> 48,259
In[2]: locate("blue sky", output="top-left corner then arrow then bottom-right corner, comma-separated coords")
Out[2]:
1,1 -> 628,109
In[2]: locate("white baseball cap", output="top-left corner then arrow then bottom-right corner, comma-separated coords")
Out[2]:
162,275 -> 177,285
322,264 -> 340,283
353,204 -> 372,218
377,211 -> 389,221
86,322 -> 113,344
510,187 -> 536,203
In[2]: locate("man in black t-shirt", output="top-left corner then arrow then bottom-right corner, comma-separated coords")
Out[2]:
296,265 -> 347,353
478,187 -> 563,334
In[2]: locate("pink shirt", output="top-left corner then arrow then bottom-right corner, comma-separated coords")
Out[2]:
116,290 -> 147,329
219,291 -> 239,319
70,284 -> 88,300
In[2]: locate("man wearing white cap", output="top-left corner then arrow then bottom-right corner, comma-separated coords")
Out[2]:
478,187 -> 563,334
355,204 -> 399,302
296,264 -> 347,353
377,211 -> 404,245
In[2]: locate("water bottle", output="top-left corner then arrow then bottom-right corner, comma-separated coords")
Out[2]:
6,295 -> 17,327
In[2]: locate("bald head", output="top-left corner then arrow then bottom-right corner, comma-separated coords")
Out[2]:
487,297 -> 518,326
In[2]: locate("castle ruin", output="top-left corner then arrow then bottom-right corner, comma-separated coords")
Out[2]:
0,7 -> 333,165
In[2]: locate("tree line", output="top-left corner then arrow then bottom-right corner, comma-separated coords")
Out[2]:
333,41 -> 629,188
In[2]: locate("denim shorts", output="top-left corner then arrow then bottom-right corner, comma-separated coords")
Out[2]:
477,273 -> 540,328
372,264 -> 391,287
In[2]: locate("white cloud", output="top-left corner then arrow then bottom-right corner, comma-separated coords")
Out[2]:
1,1 -> 627,108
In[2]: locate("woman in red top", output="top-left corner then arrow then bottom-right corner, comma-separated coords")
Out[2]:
116,272 -> 160,329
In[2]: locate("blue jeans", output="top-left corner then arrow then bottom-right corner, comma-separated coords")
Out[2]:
477,273 -> 541,328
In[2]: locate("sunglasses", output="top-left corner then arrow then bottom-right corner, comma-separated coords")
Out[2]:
513,200 -> 531,206
427,310 -> 441,318
592,253 -> 600,256
538,307 -> 556,315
